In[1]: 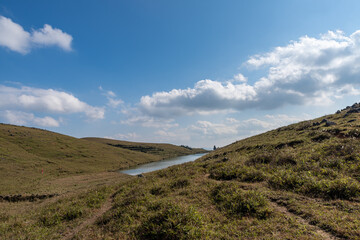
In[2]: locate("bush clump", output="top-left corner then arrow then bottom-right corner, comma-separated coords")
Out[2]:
136,203 -> 203,240
246,152 -> 274,165
268,169 -> 304,191
269,170 -> 360,200
306,177 -> 360,199
211,183 -> 272,219
275,152 -> 297,166
150,185 -> 167,196
170,177 -> 190,189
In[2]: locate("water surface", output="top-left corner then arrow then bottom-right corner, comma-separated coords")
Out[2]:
119,153 -> 207,175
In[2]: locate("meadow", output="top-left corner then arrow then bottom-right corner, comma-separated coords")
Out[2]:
1,104 -> 360,239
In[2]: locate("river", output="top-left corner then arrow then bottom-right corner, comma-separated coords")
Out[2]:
119,153 -> 207,175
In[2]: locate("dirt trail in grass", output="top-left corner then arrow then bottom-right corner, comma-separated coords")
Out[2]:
207,174 -> 341,240
269,201 -> 341,240
63,195 -> 113,240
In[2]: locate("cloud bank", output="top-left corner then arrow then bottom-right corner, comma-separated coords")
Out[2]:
0,16 -> 72,54
0,85 -> 104,126
1,110 -> 60,127
139,30 -> 360,118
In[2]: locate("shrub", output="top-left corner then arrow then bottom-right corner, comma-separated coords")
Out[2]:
269,170 -> 360,199
307,177 -> 360,200
211,183 -> 272,219
246,152 -> 274,165
150,185 -> 167,196
136,203 -> 203,240
170,177 -> 190,189
319,158 -> 343,170
62,206 -> 83,221
311,133 -> 331,142
209,165 -> 266,182
268,170 -> 305,191
275,152 -> 297,166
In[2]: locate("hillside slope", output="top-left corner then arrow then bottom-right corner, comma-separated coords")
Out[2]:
77,103 -> 360,239
83,137 -> 208,159
0,124 -> 205,194
2,104 -> 360,239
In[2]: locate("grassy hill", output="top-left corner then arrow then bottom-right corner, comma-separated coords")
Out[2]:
80,103 -> 359,239
0,124 -> 206,194
1,104 -> 360,239
83,137 -> 208,159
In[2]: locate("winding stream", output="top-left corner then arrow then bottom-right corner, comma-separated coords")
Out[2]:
119,153 -> 207,175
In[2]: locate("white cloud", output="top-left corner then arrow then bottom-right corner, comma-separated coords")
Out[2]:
0,16 -> 72,54
0,85 -> 104,120
107,98 -> 123,108
242,114 -> 310,130
191,120 -> 238,136
154,130 -> 177,138
107,91 -> 116,97
139,30 -> 360,118
0,16 -> 30,54
108,132 -> 139,141
1,110 -> 60,127
99,87 -> 124,108
140,79 -> 257,117
226,117 -> 239,123
31,24 -> 72,51
190,113 -> 310,138
121,115 -> 179,129
233,73 -> 248,83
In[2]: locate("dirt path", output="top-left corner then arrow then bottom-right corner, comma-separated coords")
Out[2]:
269,201 -> 341,240
63,196 -> 113,240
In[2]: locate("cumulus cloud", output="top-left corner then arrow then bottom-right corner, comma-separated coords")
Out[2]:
0,85 -> 104,120
139,30 -> 360,118
140,79 -> 257,117
233,73 -> 248,83
0,16 -> 72,54
1,110 -> 60,127
31,24 -> 72,51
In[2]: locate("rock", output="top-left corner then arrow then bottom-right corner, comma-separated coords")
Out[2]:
137,174 -> 144,178
320,119 -> 337,127
347,108 -> 360,114
313,122 -> 320,126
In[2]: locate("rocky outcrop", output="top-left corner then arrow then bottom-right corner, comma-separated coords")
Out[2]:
320,119 -> 337,126
337,102 -> 360,117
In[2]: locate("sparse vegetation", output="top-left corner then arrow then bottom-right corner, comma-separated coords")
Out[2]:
135,203 -> 203,240
211,182 -> 272,219
2,104 -> 360,239
0,124 -> 207,195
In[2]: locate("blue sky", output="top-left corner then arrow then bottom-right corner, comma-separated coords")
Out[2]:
1,0 -> 360,148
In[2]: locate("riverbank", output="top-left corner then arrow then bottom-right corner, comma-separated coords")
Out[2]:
0,123 -> 208,195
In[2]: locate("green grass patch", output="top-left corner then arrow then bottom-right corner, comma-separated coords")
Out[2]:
211,182 -> 272,219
